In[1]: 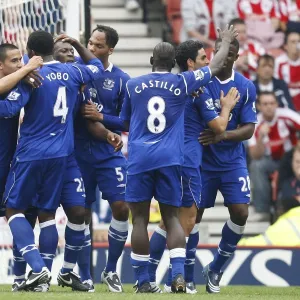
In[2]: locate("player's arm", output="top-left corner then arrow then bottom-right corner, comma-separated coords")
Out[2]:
209,25 -> 238,76
199,82 -> 257,145
119,82 -> 132,130
86,121 -> 123,152
81,100 -> 129,131
0,56 -> 43,94
196,87 -> 240,135
0,82 -> 31,118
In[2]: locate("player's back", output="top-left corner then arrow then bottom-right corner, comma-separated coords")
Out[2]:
125,72 -> 187,174
202,71 -> 257,171
16,61 -> 97,162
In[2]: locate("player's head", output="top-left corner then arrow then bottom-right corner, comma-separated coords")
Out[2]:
214,38 -> 239,70
257,91 -> 278,121
175,40 -> 209,72
27,30 -> 54,58
88,25 -> 119,60
0,43 -> 22,77
150,42 -> 175,72
53,40 -> 75,63
284,31 -> 300,58
229,18 -> 246,47
257,54 -> 275,83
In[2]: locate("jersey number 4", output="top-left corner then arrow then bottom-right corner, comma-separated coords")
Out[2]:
54,86 -> 69,123
147,96 -> 166,133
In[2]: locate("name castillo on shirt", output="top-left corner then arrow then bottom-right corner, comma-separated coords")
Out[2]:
134,79 -> 182,96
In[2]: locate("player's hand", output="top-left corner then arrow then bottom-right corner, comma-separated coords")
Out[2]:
25,56 -> 43,71
107,131 -> 123,152
81,100 -> 103,122
54,34 -> 78,45
198,129 -> 224,146
258,123 -> 270,138
23,70 -> 44,88
217,24 -> 238,43
220,88 -> 240,111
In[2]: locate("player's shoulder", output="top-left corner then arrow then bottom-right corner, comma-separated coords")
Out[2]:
234,71 -> 255,89
111,64 -> 130,79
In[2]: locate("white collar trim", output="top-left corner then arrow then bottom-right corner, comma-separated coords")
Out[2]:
216,70 -> 235,84
106,62 -> 113,72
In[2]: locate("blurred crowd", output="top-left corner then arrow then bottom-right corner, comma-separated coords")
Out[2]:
160,0 -> 300,224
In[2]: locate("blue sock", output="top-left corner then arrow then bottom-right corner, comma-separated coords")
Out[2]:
170,248 -> 186,281
8,214 -> 45,273
61,221 -> 85,274
39,220 -> 58,272
130,252 -> 150,287
78,224 -> 92,281
13,242 -> 26,283
166,264 -> 172,286
105,217 -> 128,273
149,227 -> 166,282
185,223 -> 199,283
210,220 -> 244,273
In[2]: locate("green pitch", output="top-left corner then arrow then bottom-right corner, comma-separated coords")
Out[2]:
0,285 -> 299,300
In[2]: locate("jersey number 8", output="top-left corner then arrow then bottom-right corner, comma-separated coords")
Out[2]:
54,86 -> 69,123
147,96 -> 166,134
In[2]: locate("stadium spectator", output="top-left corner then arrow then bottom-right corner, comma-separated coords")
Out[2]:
253,54 -> 294,109
275,31 -> 300,111
278,132 -> 300,191
279,0 -> 300,33
237,0 -> 284,49
229,18 -> 265,79
180,0 -> 238,46
239,147 -> 300,246
248,92 -> 300,221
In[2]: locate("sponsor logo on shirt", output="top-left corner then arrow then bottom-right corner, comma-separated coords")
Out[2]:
194,69 -> 204,81
89,88 -> 97,98
7,91 -> 20,101
205,98 -> 215,110
86,65 -> 99,73
103,78 -> 115,90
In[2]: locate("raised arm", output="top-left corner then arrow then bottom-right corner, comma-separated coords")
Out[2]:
209,25 -> 238,76
0,56 -> 43,94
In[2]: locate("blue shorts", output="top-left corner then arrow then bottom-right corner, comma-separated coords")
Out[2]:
126,166 -> 182,207
77,157 -> 127,208
4,157 -> 67,212
182,167 -> 201,208
0,164 -> 10,216
200,168 -> 251,208
60,153 -> 86,209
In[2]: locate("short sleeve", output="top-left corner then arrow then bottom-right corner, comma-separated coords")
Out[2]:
120,82 -> 131,122
195,90 -> 219,124
0,82 -> 31,118
179,66 -> 212,95
240,81 -> 258,124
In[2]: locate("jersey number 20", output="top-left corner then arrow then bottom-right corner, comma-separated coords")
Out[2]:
147,96 -> 166,133
54,86 -> 69,123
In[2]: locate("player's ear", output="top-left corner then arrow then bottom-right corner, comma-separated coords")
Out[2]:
172,59 -> 176,68
150,56 -> 154,66
108,47 -> 114,56
235,53 -> 239,62
187,58 -> 194,69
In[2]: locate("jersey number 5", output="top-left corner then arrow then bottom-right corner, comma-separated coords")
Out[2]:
147,96 -> 166,134
54,86 -> 69,123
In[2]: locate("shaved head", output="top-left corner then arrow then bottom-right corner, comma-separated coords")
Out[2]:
151,42 -> 175,71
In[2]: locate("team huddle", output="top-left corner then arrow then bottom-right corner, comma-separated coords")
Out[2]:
0,23 -> 257,294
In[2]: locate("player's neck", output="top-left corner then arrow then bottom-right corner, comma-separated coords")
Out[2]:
216,68 -> 232,81
152,66 -> 170,72
42,55 -> 55,62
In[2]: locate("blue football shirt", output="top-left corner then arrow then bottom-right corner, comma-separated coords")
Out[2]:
199,71 -> 257,171
75,62 -> 130,167
120,67 -> 212,175
0,59 -> 103,162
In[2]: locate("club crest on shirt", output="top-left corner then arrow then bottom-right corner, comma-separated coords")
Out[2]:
103,78 -> 115,90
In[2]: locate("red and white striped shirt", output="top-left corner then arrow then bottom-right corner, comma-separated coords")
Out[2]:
275,53 -> 300,111
237,0 -> 280,20
279,0 -> 300,22
249,108 -> 300,160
